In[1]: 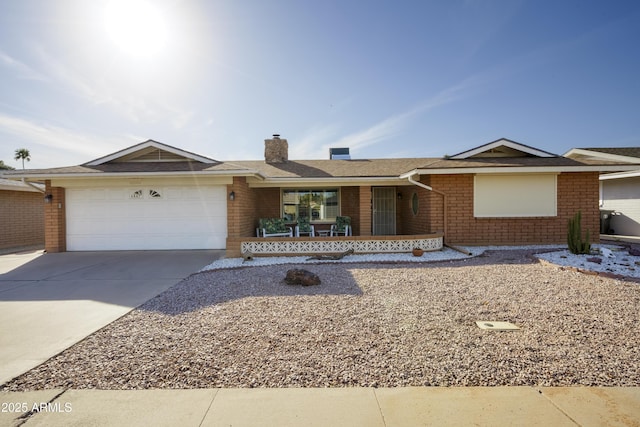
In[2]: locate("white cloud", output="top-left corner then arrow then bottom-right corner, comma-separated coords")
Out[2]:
290,124 -> 342,159
293,78 -> 479,159
0,50 -> 47,81
33,46 -> 195,128
0,113 -> 131,168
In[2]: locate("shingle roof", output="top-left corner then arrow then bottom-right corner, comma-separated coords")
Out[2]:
416,156 -> 596,169
5,139 -> 640,181
226,158 -> 437,178
2,161 -> 254,176
5,154 -> 640,179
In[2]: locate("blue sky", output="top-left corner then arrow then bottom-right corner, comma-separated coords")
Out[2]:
1,0 -> 639,169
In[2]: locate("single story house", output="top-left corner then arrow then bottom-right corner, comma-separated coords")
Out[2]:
7,137 -> 640,256
0,178 -> 45,252
565,147 -> 640,236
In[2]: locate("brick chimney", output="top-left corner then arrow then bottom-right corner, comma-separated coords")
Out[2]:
264,134 -> 288,163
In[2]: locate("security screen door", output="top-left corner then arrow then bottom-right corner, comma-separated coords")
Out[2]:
372,187 -> 396,235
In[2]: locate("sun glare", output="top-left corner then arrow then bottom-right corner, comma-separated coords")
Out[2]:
104,0 -> 168,57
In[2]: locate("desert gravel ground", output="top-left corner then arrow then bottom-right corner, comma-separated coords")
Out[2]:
2,249 -> 639,390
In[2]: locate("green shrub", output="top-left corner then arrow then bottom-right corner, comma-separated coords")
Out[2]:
567,211 -> 591,255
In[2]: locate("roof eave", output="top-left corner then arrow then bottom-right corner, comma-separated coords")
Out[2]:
0,183 -> 43,192
600,169 -> 640,180
408,165 -> 640,175
563,148 -> 640,164
6,170 -> 266,180
248,176 -> 407,187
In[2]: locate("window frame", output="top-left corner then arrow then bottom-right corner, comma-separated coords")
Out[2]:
411,192 -> 419,216
281,188 -> 340,223
473,173 -> 558,218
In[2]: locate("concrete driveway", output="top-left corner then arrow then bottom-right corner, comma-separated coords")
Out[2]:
0,249 -> 223,385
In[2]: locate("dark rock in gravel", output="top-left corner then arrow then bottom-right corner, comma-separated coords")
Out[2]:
587,257 -> 602,264
628,247 -> 640,257
285,269 -> 321,286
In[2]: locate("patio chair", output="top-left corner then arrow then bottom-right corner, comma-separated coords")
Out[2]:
330,216 -> 351,236
295,217 -> 315,237
257,218 -> 293,238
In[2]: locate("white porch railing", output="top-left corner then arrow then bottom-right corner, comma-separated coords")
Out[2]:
241,235 -> 443,255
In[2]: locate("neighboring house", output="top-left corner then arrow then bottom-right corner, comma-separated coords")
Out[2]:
565,147 -> 640,236
0,178 -> 45,252
7,137 -> 640,256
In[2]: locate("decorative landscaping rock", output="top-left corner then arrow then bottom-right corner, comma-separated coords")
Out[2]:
628,247 -> 640,257
600,247 -> 615,258
586,257 -> 602,264
285,269 -> 321,286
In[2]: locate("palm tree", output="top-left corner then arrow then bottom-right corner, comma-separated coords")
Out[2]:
14,148 -> 31,169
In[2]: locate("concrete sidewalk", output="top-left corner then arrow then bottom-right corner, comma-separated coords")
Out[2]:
1,387 -> 638,426
0,250 -> 222,385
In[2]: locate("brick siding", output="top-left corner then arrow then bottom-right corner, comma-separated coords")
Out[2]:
0,189 -> 45,251
340,186 -> 360,235
46,172 -> 600,255
226,176 -> 258,238
43,181 -> 66,252
358,186 -> 372,236
425,172 -> 600,245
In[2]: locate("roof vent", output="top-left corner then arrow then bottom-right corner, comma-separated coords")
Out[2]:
330,147 -> 350,160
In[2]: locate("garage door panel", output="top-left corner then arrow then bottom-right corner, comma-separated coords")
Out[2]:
66,186 -> 227,250
67,218 -> 131,235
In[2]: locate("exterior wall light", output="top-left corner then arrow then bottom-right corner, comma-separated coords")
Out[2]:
229,191 -> 235,201
397,192 -> 402,200
44,194 -> 53,203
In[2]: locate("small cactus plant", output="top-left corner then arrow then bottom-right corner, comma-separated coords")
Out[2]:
567,211 -> 591,255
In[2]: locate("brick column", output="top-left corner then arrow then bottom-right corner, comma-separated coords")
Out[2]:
44,180 -> 66,252
358,186 -> 372,236
225,177 -> 259,257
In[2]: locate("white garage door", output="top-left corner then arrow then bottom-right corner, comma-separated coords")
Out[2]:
66,186 -> 227,250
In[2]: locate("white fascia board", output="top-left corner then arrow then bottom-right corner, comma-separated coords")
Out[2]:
563,148 -> 640,163
0,182 -> 43,192
248,176 -> 406,188
86,140 -> 217,165
600,169 -> 640,180
409,165 -> 640,175
8,170 -> 262,180
399,169 -> 420,179
451,139 -> 556,159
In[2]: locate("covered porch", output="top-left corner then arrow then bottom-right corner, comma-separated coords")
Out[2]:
225,176 -> 446,257
226,177 -> 445,257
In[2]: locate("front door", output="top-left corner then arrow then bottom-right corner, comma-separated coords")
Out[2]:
372,187 -> 396,235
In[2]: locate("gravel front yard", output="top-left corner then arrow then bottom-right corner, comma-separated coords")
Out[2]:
2,249 -> 640,390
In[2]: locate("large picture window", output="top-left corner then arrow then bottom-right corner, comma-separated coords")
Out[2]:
474,174 -> 557,217
283,189 -> 339,222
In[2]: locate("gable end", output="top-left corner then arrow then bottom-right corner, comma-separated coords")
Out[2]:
450,138 -> 557,159
85,140 -> 217,166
